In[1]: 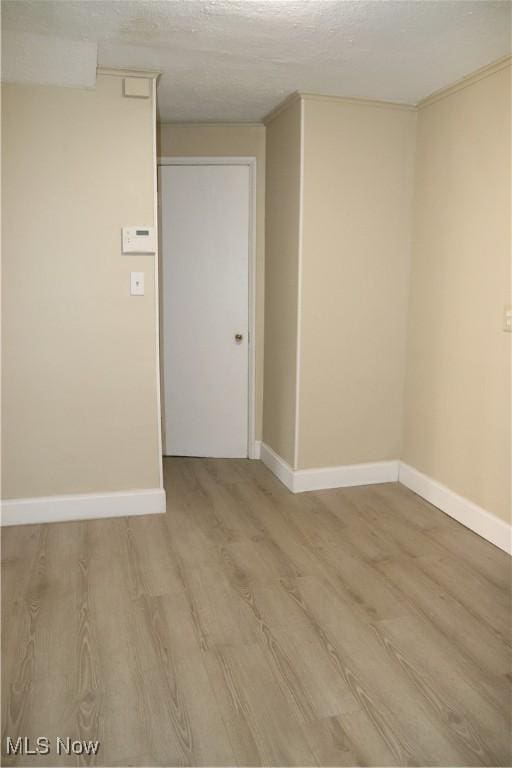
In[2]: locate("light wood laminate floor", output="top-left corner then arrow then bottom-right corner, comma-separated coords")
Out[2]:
2,458 -> 511,767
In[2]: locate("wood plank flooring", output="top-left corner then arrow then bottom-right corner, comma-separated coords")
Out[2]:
2,457 -> 511,766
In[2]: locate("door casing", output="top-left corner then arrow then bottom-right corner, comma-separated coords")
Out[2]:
157,156 -> 258,459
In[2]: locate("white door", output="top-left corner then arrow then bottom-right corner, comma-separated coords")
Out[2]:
159,164 -> 250,458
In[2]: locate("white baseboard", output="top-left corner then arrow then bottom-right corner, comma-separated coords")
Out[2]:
250,440 -> 262,460
294,459 -> 400,493
260,443 -> 296,490
259,447 -> 511,553
260,443 -> 399,493
399,462 -> 511,555
1,488 -> 166,527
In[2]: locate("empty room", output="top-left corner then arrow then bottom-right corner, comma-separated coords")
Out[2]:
1,1 -> 511,766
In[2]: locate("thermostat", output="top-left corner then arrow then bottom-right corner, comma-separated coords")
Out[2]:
122,226 -> 156,254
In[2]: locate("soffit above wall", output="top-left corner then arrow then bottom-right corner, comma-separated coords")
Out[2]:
1,30 -> 98,88
2,0 -> 511,120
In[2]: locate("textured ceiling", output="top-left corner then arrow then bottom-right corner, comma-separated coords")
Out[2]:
2,30 -> 97,88
2,0 -> 511,121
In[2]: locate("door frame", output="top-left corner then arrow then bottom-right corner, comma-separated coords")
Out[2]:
157,156 -> 258,459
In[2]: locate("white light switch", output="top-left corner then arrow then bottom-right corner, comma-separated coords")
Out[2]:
130,272 -> 144,296
504,306 -> 512,332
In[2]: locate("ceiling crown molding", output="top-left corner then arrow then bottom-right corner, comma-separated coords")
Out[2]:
263,92 -> 302,125
263,55 -> 511,124
97,66 -> 161,80
264,90 -> 416,124
418,55 -> 512,109
298,92 -> 416,111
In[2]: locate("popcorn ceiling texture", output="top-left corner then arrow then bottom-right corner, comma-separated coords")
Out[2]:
1,30 -> 97,88
2,0 -> 510,121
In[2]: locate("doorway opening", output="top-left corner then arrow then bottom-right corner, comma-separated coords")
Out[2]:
157,157 -> 257,459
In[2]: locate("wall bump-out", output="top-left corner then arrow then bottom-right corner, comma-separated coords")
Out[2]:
2,70 -> 164,508
293,96 -> 305,470
261,442 -> 399,493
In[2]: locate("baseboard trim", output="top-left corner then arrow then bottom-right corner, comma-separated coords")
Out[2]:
260,443 -> 295,490
1,488 -> 166,527
399,462 -> 511,555
294,459 -> 400,493
260,443 -> 399,493
251,440 -> 262,460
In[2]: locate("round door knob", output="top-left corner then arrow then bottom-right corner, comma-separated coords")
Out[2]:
235,333 -> 243,343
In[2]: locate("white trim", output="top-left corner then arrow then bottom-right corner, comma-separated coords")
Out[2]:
260,449 -> 511,553
158,156 -> 256,166
247,159 -> 258,459
260,443 -> 296,491
157,156 -> 258,460
1,489 -> 166,527
261,443 -> 399,493
253,440 -> 262,460
294,460 -> 400,493
97,66 -> 160,79
399,463 -> 511,555
152,80 -> 164,489
293,97 -> 305,471
159,121 -> 264,128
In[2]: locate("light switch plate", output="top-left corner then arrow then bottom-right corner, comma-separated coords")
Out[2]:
130,272 -> 144,296
504,305 -> 512,333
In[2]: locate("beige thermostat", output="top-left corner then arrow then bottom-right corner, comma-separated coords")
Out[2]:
122,226 -> 156,254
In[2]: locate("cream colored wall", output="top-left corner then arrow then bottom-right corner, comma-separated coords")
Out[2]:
298,97 -> 417,469
2,74 -> 162,499
157,123 -> 266,440
403,63 -> 511,522
262,101 -> 302,465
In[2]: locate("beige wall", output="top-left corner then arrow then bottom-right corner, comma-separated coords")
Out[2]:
403,63 -> 511,522
4,63 -> 509,523
2,74 -> 162,498
157,123 -> 266,440
298,97 -> 417,469
262,101 -> 302,465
